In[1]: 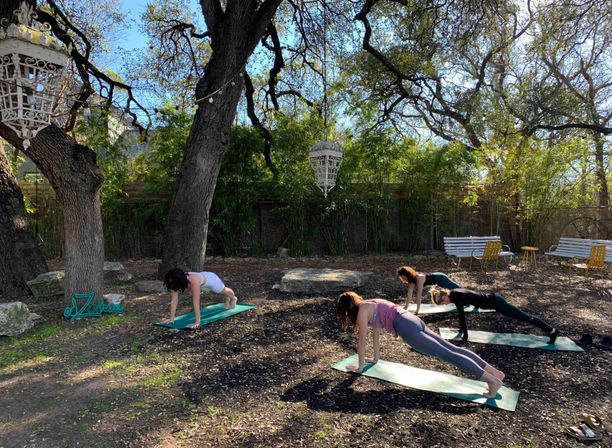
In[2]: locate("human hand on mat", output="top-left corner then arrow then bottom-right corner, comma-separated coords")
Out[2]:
161,318 -> 174,325
187,322 -> 200,329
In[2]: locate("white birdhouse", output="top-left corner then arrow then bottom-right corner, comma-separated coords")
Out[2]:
309,140 -> 343,197
0,1 -> 71,149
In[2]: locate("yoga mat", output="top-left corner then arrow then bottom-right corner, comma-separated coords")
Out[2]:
406,303 -> 494,315
155,303 -> 255,329
332,354 -> 519,411
438,328 -> 584,352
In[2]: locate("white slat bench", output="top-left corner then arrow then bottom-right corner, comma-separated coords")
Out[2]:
545,237 -> 612,276
443,236 -> 514,268
545,237 -> 612,262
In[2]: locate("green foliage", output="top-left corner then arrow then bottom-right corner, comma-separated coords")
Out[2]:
209,125 -> 270,256
265,111 -> 322,256
476,134 -> 590,244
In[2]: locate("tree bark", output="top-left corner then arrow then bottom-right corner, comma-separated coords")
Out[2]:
158,0 -> 282,277
593,133 -> 611,238
0,123 -> 104,305
0,145 -> 48,298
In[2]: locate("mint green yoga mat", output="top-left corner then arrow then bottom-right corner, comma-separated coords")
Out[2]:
438,328 -> 584,352
406,303 -> 494,315
155,303 -> 255,329
332,354 -> 519,411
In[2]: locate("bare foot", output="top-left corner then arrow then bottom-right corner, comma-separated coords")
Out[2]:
482,373 -> 502,398
223,300 -> 230,309
229,296 -> 237,309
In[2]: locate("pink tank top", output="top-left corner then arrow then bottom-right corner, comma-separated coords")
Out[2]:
366,298 -> 405,336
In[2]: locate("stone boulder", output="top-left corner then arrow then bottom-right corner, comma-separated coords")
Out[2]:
103,293 -> 125,305
274,268 -> 372,293
104,262 -> 133,283
0,302 -> 34,336
135,280 -> 166,294
26,271 -> 65,298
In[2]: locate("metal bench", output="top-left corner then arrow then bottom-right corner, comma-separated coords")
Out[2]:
443,236 -> 514,269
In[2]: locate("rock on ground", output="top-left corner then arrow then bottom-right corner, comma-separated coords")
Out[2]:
0,302 -> 34,336
135,280 -> 167,294
26,271 -> 65,298
103,293 -> 125,305
274,268 -> 372,293
103,262 -> 133,282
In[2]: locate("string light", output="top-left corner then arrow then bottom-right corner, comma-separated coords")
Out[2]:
0,63 -> 247,116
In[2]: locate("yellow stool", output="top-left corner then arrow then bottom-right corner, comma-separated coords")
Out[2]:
521,246 -> 539,267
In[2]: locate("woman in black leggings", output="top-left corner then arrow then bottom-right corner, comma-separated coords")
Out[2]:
429,288 -> 559,343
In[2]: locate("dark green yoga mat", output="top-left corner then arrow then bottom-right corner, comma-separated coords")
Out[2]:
439,328 -> 584,351
406,303 -> 494,315
155,303 -> 255,329
332,354 -> 519,411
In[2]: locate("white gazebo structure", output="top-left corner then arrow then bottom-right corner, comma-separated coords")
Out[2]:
309,140 -> 343,197
0,1 -> 71,148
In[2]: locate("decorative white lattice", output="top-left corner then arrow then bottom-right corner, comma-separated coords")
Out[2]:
0,2 -> 71,148
309,140 -> 343,197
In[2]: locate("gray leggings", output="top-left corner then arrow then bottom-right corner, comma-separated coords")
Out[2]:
393,313 -> 486,378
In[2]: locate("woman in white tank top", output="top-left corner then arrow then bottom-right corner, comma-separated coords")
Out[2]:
161,268 -> 239,328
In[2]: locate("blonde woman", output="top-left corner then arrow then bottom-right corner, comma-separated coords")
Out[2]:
336,291 -> 505,398
429,288 -> 559,343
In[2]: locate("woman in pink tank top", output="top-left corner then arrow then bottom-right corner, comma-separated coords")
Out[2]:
337,291 -> 505,399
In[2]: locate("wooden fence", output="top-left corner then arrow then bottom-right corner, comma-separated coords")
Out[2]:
17,181 -> 611,260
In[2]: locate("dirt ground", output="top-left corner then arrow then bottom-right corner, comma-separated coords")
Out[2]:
1,254 -> 611,448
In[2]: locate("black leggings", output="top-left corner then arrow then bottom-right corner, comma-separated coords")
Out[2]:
493,294 -> 553,334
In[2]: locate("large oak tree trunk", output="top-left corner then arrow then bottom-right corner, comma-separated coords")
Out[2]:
0,146 -> 48,298
593,134 -> 611,238
158,0 -> 282,277
0,124 -> 104,305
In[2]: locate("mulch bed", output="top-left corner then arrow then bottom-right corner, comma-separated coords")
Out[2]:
1,254 -> 611,447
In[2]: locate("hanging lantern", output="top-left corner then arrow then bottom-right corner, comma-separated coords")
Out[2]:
309,140 -> 343,197
0,1 -> 72,149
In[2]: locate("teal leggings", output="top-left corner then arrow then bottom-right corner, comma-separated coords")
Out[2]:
432,273 -> 461,290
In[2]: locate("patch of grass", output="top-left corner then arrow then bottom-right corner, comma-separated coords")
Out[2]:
292,410 -> 306,420
133,397 -> 152,409
208,405 -> 222,416
102,359 -> 125,370
0,349 -> 52,369
94,400 -> 113,411
140,367 -> 181,389
8,323 -> 63,346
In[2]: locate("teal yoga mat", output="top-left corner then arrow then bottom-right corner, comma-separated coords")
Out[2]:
406,303 -> 494,315
438,328 -> 584,352
332,354 -> 519,411
155,303 -> 255,329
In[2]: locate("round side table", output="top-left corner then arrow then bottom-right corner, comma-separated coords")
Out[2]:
521,246 -> 539,267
